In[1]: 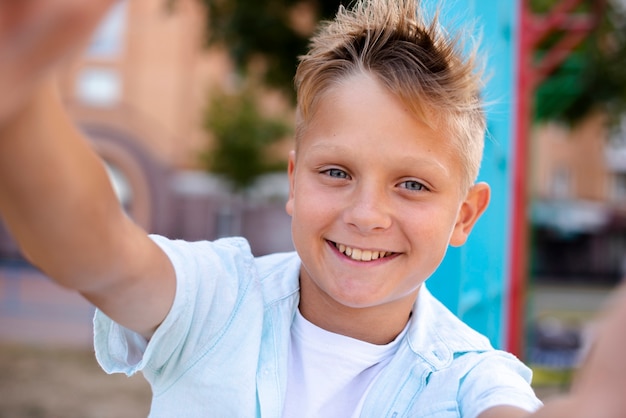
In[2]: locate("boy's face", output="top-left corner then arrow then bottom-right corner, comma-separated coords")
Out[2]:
286,72 -> 489,317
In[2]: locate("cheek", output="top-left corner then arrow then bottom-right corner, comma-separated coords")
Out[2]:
404,206 -> 459,245
294,200 -> 330,228
294,182 -> 339,219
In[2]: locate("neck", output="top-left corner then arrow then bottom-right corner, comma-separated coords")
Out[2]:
298,278 -> 418,345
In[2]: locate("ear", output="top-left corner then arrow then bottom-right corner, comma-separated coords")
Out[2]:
449,182 -> 490,247
285,150 -> 296,216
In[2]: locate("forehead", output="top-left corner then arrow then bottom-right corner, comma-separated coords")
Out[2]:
296,73 -> 466,179
300,74 -> 449,149
296,72 -> 474,189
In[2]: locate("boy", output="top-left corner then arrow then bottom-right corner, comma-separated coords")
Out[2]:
0,0 -> 624,417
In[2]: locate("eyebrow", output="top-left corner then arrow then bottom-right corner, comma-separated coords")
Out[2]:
305,142 -> 451,176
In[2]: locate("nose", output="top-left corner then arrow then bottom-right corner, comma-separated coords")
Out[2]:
342,185 -> 392,233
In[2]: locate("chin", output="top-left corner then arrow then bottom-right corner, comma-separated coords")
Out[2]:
331,291 -> 390,309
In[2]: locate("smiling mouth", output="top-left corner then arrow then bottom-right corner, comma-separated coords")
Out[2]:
330,241 -> 397,262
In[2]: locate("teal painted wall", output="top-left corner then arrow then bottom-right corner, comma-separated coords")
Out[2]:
423,0 -> 519,349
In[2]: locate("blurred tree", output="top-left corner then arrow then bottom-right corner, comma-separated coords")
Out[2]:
531,0 -> 626,126
195,0 -> 345,99
171,0 -> 626,125
201,87 -> 291,192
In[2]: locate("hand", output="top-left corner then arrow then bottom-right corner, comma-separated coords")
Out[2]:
567,284 -> 626,417
0,0 -> 117,124
532,284 -> 626,418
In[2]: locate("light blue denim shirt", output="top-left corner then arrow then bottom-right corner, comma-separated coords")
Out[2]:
94,236 -> 542,417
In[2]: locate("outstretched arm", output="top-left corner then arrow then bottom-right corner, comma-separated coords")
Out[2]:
0,0 -> 175,338
531,283 -> 626,418
479,282 -> 626,418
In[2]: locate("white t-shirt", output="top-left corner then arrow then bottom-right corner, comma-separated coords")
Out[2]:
283,310 -> 409,418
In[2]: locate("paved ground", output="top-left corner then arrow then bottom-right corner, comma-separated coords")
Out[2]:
0,344 -> 151,418
0,261 -> 616,415
0,262 -> 151,417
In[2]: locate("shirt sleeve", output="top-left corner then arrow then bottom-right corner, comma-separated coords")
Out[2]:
93,235 -> 257,383
457,350 -> 544,418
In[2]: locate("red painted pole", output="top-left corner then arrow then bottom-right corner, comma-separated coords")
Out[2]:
508,0 -> 606,356
508,0 -> 533,357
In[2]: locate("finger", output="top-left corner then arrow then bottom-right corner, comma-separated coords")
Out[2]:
2,0 -> 118,62
0,0 -> 118,123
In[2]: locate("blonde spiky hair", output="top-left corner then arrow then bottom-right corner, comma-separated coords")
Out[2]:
295,0 -> 486,190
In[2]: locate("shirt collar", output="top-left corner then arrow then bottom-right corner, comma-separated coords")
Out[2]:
405,284 -> 494,370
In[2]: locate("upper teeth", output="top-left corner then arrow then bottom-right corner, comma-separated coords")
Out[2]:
337,243 -> 391,262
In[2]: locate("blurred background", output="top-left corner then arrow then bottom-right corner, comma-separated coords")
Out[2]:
0,0 -> 625,416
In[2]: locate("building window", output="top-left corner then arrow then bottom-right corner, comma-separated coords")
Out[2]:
75,68 -> 122,107
613,173 -> 626,202
86,1 -> 127,58
551,166 -> 571,199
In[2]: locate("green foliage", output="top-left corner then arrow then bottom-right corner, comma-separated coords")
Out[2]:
202,88 -> 291,192
197,0 -> 345,98
531,1 -> 626,125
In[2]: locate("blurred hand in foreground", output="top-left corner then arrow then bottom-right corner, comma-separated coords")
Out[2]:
0,0 -> 117,125
532,284 -> 626,418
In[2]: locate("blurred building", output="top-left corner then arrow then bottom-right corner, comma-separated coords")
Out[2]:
0,0 -> 295,259
530,112 -> 626,284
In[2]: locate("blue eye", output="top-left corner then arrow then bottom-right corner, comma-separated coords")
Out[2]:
324,168 -> 349,179
400,180 -> 426,191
